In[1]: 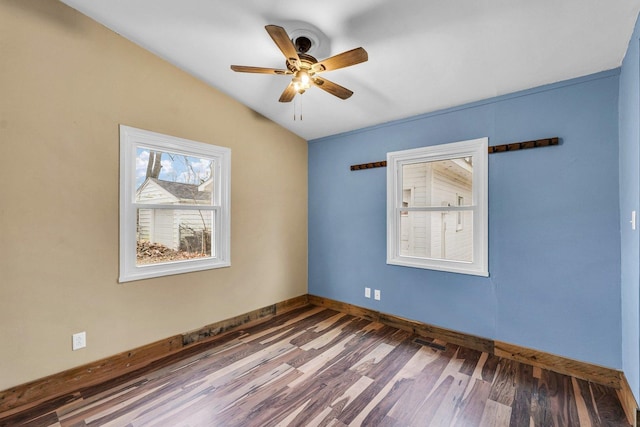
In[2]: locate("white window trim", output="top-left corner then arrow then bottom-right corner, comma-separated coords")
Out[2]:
119,125 -> 231,282
386,137 -> 488,276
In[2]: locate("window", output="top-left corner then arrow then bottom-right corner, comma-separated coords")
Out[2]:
119,125 -> 231,282
387,137 -> 488,276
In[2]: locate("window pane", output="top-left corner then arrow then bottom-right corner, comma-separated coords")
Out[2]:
402,157 -> 473,208
136,208 -> 215,265
400,210 -> 473,262
388,137 -> 487,276
135,148 -> 215,206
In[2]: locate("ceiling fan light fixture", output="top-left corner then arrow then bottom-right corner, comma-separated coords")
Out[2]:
299,70 -> 310,85
293,69 -> 311,93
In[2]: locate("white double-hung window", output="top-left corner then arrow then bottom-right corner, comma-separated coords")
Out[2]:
119,125 -> 231,282
387,137 -> 488,276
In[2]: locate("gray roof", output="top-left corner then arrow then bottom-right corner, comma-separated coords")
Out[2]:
149,178 -> 211,202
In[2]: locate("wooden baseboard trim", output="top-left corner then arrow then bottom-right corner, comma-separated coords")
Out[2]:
493,340 -> 622,389
618,372 -> 640,426
308,295 -> 628,391
307,294 -> 494,354
0,294 -> 308,416
182,295 -> 308,345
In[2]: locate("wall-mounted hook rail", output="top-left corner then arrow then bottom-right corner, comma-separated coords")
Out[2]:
350,137 -> 560,171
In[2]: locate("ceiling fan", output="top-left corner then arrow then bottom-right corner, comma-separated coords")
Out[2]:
231,25 -> 368,102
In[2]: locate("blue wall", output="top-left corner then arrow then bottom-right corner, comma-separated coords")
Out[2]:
620,14 -> 640,402
309,71 -> 622,369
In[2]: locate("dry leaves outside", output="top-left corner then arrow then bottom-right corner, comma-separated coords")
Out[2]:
136,240 -> 209,264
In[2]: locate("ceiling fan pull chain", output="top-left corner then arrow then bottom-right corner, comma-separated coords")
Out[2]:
293,96 -> 303,121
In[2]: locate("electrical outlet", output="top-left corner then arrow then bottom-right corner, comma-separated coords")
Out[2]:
72,332 -> 86,351
365,287 -> 371,298
374,289 -> 381,301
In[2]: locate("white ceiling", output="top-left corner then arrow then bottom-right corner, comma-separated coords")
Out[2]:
59,0 -> 640,141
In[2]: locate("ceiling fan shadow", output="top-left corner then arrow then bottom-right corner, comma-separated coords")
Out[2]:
10,0 -> 90,34
247,107 -> 274,123
344,0 -> 492,42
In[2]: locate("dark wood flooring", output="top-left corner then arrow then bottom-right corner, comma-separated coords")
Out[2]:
0,305 -> 631,426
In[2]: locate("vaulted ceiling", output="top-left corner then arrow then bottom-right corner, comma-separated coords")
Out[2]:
59,0 -> 640,140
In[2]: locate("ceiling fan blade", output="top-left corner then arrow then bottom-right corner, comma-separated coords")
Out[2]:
313,47 -> 368,73
230,65 -> 290,75
312,77 -> 354,100
279,83 -> 297,103
265,25 -> 300,67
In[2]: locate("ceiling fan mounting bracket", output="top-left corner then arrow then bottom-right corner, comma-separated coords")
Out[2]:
287,26 -> 325,57
294,36 -> 312,54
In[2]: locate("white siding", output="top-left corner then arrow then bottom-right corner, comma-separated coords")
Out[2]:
401,162 -> 432,257
178,210 -> 213,253
400,160 -> 472,262
136,183 -> 176,204
137,208 -> 152,241
136,181 -> 177,248
431,165 -> 472,262
153,209 -> 176,248
136,180 -> 213,251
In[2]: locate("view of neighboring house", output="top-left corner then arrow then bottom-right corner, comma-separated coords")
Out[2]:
401,158 -> 473,262
136,177 -> 214,256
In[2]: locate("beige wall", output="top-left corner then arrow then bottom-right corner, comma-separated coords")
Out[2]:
0,0 -> 307,390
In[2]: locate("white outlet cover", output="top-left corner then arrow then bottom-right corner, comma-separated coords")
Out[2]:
365,287 -> 371,298
374,290 -> 381,300
72,331 -> 86,351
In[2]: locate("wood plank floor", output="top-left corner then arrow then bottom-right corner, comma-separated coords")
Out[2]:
0,305 -> 631,426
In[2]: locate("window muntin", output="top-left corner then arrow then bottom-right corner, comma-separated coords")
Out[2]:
387,138 -> 488,276
120,126 -> 230,282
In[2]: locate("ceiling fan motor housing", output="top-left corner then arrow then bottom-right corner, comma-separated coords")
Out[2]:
286,53 -> 318,74
294,36 -> 312,54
